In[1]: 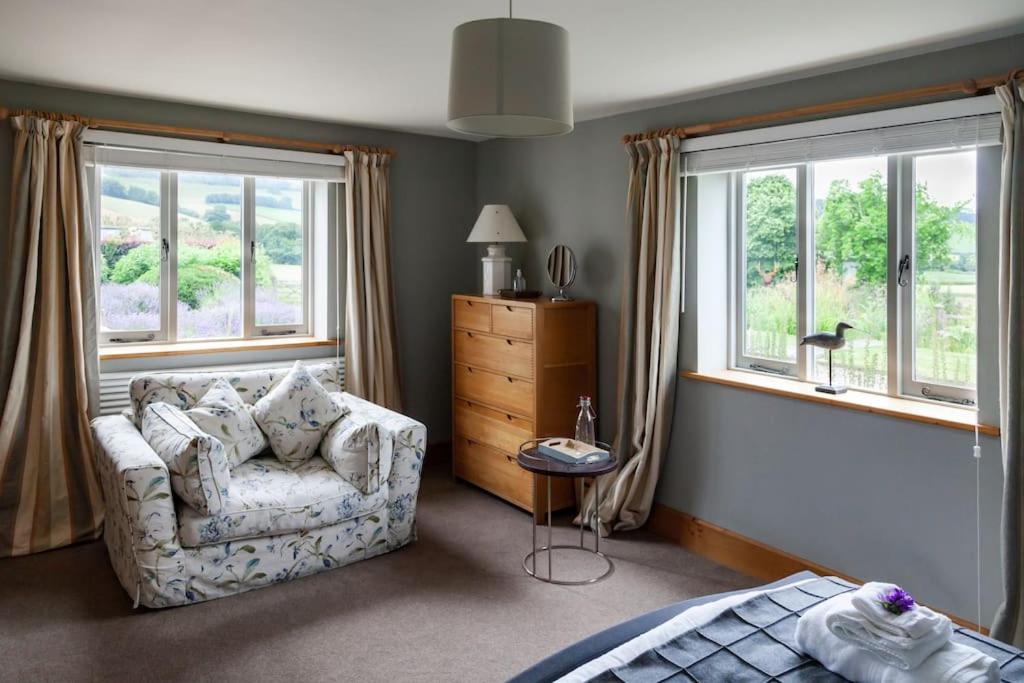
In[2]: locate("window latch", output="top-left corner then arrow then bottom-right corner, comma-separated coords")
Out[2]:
250,240 -> 256,261
749,363 -> 790,377
897,254 -> 910,287
109,333 -> 156,344
260,329 -> 297,337
921,386 -> 975,406
160,238 -> 169,262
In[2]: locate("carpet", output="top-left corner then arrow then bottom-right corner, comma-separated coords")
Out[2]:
0,453 -> 755,682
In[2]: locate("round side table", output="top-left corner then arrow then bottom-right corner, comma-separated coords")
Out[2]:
517,438 -> 617,585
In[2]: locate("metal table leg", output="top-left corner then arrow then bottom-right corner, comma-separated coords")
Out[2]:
532,474 -> 537,576
547,476 -> 552,581
522,473 -> 614,585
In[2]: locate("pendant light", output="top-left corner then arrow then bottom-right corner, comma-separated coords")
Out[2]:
447,1 -> 573,137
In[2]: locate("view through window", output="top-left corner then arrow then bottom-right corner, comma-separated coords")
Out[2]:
735,149 -> 979,400
97,166 -> 309,342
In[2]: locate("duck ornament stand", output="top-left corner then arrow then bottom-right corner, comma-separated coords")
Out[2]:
800,322 -> 854,394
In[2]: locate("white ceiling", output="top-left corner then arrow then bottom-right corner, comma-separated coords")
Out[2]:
0,1 -> 1022,139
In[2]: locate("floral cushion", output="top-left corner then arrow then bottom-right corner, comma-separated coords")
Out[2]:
141,402 -> 231,515
185,378 -> 268,469
128,361 -> 344,428
176,455 -> 387,547
251,362 -> 346,467
320,415 -> 392,495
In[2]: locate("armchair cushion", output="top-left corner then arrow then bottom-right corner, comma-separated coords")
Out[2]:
185,378 -> 268,468
251,362 -> 346,468
142,402 -> 231,515
320,416 -> 392,495
176,455 -> 387,547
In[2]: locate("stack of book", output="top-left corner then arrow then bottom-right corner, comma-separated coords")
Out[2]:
537,438 -> 609,465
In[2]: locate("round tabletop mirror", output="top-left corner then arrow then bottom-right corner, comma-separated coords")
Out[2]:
546,245 -> 577,301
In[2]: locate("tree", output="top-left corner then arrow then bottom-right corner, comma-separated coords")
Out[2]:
815,173 -> 888,285
814,171 -> 969,286
256,222 -> 302,265
203,206 -> 234,233
744,174 -> 796,286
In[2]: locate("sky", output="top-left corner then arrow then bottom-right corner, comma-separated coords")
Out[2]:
812,150 -> 976,210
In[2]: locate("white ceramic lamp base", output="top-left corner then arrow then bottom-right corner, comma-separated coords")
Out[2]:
481,244 -> 513,296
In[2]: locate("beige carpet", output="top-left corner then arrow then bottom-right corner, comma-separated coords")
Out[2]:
0,454 -> 755,682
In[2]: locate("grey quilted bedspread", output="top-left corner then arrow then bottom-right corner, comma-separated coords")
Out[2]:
587,577 -> 1024,682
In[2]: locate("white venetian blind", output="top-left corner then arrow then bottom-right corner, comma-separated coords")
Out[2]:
681,96 -> 1002,176
82,130 -> 346,181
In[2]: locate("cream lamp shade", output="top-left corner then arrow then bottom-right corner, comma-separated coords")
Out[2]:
466,204 -> 527,244
447,18 -> 573,138
467,205 -> 526,295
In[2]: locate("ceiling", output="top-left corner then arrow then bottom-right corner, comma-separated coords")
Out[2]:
1,1 -> 1022,139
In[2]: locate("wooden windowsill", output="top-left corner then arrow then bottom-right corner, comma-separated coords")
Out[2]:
681,369 -> 998,436
99,337 -> 338,361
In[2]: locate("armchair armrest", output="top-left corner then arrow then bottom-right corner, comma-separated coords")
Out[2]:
339,393 -> 426,549
91,415 -> 183,607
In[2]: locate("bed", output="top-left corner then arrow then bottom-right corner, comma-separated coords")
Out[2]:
509,571 -> 1024,682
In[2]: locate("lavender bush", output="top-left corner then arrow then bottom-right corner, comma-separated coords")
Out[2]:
100,282 -> 160,331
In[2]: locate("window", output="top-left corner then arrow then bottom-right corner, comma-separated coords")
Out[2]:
96,167 -> 312,344
732,150 -> 982,404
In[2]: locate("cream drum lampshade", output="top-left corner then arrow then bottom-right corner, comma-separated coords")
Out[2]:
467,205 -> 527,295
447,18 -> 573,138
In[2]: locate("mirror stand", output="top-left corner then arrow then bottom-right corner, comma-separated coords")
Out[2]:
546,245 -> 577,302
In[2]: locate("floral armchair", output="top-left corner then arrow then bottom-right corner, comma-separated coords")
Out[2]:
90,363 -> 425,608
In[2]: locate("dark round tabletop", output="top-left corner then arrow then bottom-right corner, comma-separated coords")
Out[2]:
516,438 -> 617,478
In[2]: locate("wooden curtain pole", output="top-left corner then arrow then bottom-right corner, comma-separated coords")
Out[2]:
0,105 -> 395,156
622,68 -> 1023,144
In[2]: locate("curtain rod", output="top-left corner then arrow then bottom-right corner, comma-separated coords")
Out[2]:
622,68 -> 1023,144
0,105 -> 394,156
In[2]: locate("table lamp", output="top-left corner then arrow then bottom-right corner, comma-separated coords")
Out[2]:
466,205 -> 527,295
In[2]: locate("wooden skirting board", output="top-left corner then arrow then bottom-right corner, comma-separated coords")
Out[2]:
647,502 -> 988,634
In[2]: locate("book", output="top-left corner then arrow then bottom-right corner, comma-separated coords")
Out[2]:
537,438 -> 609,465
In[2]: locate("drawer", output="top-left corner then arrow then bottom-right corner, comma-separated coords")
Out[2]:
453,298 -> 490,332
453,436 -> 533,509
453,364 -> 534,418
454,398 -> 534,454
453,329 -> 533,379
491,303 -> 533,340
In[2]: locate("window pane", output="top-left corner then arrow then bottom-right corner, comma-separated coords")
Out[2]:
176,172 -> 243,339
742,169 -> 798,363
98,166 -> 162,332
253,177 -> 304,326
913,151 -> 977,389
812,157 -> 888,391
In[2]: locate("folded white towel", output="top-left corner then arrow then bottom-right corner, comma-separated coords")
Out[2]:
826,593 -> 953,669
852,582 -> 953,640
796,596 -> 998,683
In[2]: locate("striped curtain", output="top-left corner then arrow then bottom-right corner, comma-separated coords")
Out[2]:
579,135 -> 682,534
992,75 -> 1024,645
0,115 -> 103,556
344,150 -> 403,411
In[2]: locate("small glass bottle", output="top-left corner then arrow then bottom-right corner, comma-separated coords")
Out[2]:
574,395 -> 596,446
513,268 -> 526,293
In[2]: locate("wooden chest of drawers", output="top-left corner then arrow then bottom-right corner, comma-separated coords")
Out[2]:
451,294 -> 596,519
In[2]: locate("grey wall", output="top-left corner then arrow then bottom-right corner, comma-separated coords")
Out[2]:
477,34 -> 1024,622
0,79 -> 479,443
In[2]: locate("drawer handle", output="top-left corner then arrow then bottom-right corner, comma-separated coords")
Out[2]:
466,367 -> 473,373
467,332 -> 474,338
505,455 -> 513,463
506,305 -> 513,312
466,301 -> 473,307
506,376 -> 514,383
506,339 -> 513,345
506,414 -> 513,421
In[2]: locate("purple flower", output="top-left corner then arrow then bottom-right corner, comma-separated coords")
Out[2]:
879,587 -> 916,615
